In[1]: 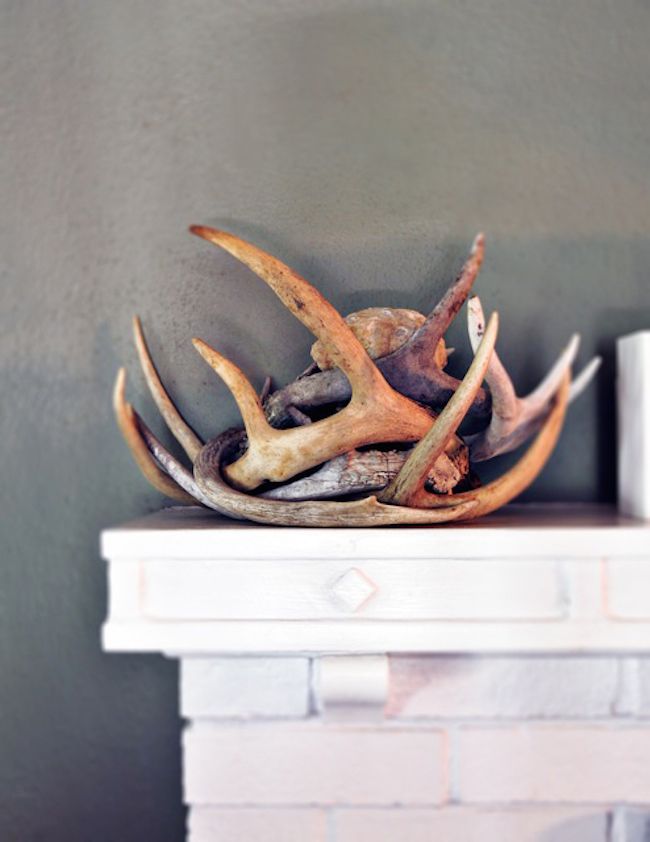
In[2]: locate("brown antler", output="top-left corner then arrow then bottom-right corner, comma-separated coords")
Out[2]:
383,373 -> 571,515
465,297 -> 601,461
189,225 -> 467,491
263,234 -> 492,430
112,224 -> 587,528
380,311 -> 499,505
113,375 -> 479,525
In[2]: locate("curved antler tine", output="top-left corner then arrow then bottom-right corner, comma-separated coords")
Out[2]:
569,356 -> 602,403
523,333 -> 580,413
460,373 -> 570,518
380,311 -> 498,506
113,368 -> 198,504
468,296 -> 517,419
192,338 -> 271,442
137,418 -> 213,509
405,233 -> 485,354
189,226 -> 383,400
193,430 -> 478,526
132,316 -> 203,462
411,373 -> 570,513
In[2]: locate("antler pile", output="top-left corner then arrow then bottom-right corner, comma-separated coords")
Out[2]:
113,226 -> 600,527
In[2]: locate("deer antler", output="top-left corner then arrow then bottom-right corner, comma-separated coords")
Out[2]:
263,234 -> 492,430
380,311 -> 499,505
189,226 -> 467,491
112,224 -> 592,528
382,373 -> 570,514
465,296 -> 601,461
113,373 -> 479,525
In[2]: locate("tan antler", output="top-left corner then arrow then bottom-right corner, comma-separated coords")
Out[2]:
189,225 -> 466,491
380,311 -> 499,506
264,233 -> 492,429
383,372 -> 571,515
132,316 -> 203,461
112,225 -> 587,528
192,429 -> 479,527
113,372 -> 479,526
113,368 -> 198,505
465,296 -> 600,461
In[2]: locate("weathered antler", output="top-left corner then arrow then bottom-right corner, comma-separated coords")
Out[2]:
132,316 -> 203,461
112,224 -> 589,528
113,379 -> 479,525
189,226 -> 467,491
263,234 -> 491,429
191,430 -> 479,526
382,373 -> 570,514
113,368 -> 198,505
380,311 -> 499,505
260,444 -> 467,501
465,296 -> 601,461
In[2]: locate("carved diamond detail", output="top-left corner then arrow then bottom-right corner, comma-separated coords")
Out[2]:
330,567 -> 378,613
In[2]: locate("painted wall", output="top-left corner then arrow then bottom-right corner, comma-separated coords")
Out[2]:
1,0 -> 649,839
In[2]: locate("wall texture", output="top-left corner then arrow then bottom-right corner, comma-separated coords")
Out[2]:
1,0 -> 649,840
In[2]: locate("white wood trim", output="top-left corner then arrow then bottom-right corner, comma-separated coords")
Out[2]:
101,504 -> 650,561
103,619 -> 650,655
101,504 -> 650,657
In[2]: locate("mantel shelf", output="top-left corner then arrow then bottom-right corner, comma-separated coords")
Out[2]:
101,503 -> 650,656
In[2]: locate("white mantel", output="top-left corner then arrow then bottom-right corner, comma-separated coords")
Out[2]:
102,503 -> 650,656
101,504 -> 650,841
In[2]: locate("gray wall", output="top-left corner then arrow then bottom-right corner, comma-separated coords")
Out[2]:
1,0 -> 649,839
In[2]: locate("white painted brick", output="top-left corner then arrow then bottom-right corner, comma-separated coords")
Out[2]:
181,657 -> 310,719
457,725 -> 650,803
610,807 -> 650,842
614,658 -> 641,716
332,807 -> 609,842
188,807 -> 327,842
634,658 -> 650,716
184,722 -> 447,805
387,656 -> 618,719
606,559 -> 650,619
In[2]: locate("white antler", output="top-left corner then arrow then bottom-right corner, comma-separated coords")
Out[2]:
466,296 -> 600,461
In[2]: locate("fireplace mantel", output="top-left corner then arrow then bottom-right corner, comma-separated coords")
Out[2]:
102,503 -> 650,656
101,503 -> 650,838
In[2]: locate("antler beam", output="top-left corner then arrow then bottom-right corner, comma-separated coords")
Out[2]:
190,226 -> 467,491
263,234 -> 492,430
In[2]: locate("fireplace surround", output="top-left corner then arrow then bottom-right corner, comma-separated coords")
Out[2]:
102,504 -> 650,840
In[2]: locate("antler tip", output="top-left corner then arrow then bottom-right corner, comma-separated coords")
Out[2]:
113,366 -> 126,396
192,336 -> 223,370
189,224 -> 218,241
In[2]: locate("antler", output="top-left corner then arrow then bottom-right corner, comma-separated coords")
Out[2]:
465,297 -> 601,461
382,373 -> 571,514
192,429 -> 478,526
264,234 -> 492,430
113,377 -> 480,525
189,226 -> 467,491
260,443 -> 467,501
112,225 -> 589,528
380,311 -> 499,505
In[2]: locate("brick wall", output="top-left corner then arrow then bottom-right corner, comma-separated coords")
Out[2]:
181,655 -> 650,841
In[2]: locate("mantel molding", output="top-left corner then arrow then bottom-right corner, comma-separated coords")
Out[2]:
101,503 -> 650,656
